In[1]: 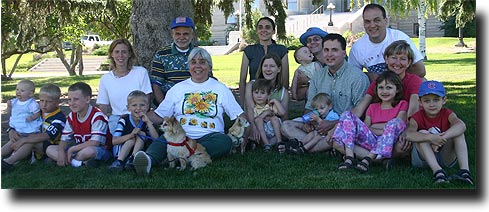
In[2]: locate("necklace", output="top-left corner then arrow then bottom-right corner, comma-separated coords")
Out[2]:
113,68 -> 129,78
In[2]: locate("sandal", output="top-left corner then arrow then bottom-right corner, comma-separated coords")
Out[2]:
450,169 -> 474,185
278,139 -> 307,154
337,156 -> 356,170
433,169 -> 450,184
263,144 -> 273,152
355,157 -> 372,173
277,141 -> 289,154
327,148 -> 343,161
288,138 -> 307,154
383,158 -> 397,171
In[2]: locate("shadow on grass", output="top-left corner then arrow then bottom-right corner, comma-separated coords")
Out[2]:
424,54 -> 476,66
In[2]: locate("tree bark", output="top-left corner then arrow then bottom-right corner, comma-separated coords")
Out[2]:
417,0 -> 427,60
7,54 -> 23,79
455,27 -> 466,47
131,0 -> 194,71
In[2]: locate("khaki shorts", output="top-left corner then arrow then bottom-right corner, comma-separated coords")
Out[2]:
411,144 -> 457,168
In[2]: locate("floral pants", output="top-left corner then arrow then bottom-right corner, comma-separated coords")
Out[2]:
332,111 -> 406,159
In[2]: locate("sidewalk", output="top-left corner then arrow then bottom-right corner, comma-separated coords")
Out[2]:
10,70 -> 108,79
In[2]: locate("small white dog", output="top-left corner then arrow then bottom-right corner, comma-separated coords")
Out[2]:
227,116 -> 250,154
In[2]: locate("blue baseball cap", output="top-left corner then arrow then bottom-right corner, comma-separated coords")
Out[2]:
299,27 -> 328,45
418,80 -> 446,97
171,16 -> 194,30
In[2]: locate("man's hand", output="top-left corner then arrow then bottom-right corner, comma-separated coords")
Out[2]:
316,120 -> 336,136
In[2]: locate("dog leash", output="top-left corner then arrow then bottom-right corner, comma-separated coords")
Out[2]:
134,118 -> 167,144
134,118 -> 197,157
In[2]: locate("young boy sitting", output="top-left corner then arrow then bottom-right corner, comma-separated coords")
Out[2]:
109,90 -> 158,173
2,84 -> 66,173
406,80 -> 474,185
290,46 -> 322,101
251,79 -> 286,151
46,82 -> 112,168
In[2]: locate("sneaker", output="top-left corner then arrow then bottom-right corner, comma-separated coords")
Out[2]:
108,160 -> 124,173
29,152 -> 37,164
133,151 -> 151,176
85,158 -> 100,168
2,160 -> 14,174
43,157 -> 55,165
124,156 -> 135,171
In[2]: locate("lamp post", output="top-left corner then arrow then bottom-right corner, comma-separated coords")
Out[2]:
327,2 -> 335,26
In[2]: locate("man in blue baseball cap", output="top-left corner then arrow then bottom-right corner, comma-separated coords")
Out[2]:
299,27 -> 328,65
150,16 -> 213,105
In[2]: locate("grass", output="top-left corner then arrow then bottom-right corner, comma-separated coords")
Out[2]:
0,37 -> 477,190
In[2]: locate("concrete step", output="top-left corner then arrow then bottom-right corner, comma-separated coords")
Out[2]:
29,56 -> 107,72
200,46 -> 234,56
285,11 -> 363,38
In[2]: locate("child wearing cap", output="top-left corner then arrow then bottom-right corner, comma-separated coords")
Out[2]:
406,80 -> 474,185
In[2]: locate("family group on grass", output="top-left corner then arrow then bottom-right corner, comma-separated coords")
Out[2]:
1,3 -> 474,185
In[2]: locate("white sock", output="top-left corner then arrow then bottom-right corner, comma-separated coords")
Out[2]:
71,159 -> 82,167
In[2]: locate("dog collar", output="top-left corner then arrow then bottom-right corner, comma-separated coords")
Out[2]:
167,137 -> 196,157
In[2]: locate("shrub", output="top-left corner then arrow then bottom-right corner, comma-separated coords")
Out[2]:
92,45 -> 110,56
277,34 -> 303,50
343,31 -> 365,47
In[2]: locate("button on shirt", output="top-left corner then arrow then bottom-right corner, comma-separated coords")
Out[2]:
306,61 -> 369,114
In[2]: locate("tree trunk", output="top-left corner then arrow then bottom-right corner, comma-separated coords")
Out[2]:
131,0 -> 194,71
55,46 -> 77,76
455,27 -> 466,47
417,0 -> 427,61
78,48 -> 84,76
7,53 -> 23,78
1,57 -> 7,80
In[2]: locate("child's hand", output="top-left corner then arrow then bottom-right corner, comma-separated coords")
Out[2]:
431,144 -> 440,152
131,128 -> 141,137
311,114 -> 321,122
429,134 -> 446,149
26,116 -> 33,122
269,99 -> 278,105
141,114 -> 153,125
8,129 -> 20,142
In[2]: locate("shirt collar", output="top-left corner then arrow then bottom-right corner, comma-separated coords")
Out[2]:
171,43 -> 194,54
327,60 -> 348,78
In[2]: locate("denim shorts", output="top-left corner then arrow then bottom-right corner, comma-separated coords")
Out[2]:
66,141 -> 112,162
94,146 -> 112,161
411,144 -> 456,168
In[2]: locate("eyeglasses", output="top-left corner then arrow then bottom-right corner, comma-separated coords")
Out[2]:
307,36 -> 322,44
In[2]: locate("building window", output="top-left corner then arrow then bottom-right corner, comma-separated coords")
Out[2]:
413,23 -> 419,37
287,0 -> 298,11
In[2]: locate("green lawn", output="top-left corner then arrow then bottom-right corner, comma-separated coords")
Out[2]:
0,37 -> 477,190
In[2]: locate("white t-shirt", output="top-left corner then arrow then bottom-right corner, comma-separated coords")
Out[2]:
155,78 -> 244,139
97,66 -> 152,115
348,28 -> 423,73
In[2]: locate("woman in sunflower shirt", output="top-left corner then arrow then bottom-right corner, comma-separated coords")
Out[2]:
132,47 -> 246,176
